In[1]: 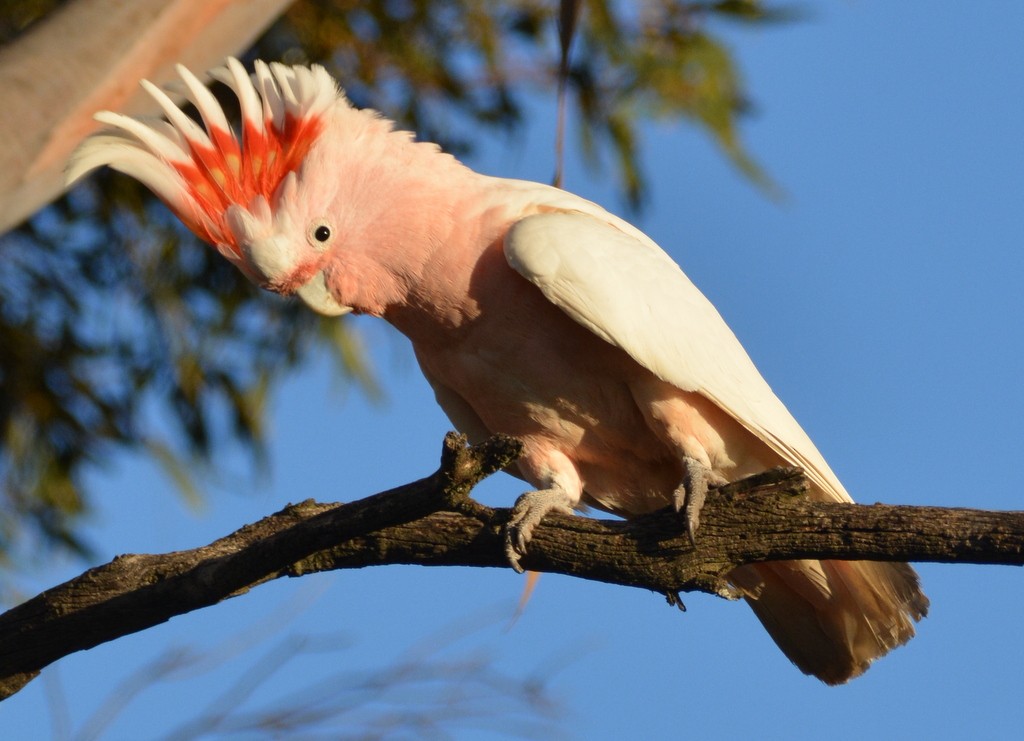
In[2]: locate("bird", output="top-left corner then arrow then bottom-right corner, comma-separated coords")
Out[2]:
67,58 -> 928,684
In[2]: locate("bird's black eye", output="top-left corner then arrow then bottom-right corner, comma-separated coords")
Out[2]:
308,220 -> 335,252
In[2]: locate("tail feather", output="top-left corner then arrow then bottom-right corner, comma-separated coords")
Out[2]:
731,559 -> 928,684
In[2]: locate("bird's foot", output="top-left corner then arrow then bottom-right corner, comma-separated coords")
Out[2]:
672,456 -> 719,546
505,487 -> 575,573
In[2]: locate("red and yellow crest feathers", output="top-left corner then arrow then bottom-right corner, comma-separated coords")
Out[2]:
67,58 -> 341,261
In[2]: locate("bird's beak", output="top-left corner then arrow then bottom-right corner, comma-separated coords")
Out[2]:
295,270 -> 351,316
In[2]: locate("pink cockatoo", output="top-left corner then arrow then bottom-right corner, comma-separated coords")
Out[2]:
67,59 -> 928,684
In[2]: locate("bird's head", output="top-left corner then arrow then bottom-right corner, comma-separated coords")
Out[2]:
67,58 -> 353,315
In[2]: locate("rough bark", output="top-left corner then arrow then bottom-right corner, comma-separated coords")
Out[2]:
1,432 -> 1022,701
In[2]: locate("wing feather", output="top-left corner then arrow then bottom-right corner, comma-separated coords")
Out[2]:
504,210 -> 850,503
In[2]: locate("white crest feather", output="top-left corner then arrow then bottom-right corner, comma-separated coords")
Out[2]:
66,57 -> 344,259
175,63 -> 231,136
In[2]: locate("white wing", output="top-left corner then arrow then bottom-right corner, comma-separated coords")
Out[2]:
504,210 -> 850,503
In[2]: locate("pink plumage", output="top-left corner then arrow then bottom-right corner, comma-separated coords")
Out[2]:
68,59 -> 928,684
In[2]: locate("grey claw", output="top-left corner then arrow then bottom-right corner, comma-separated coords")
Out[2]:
674,456 -> 712,546
504,487 -> 575,572
504,536 -> 526,574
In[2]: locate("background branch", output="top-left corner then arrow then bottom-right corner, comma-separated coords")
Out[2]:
1,433 -> 1022,702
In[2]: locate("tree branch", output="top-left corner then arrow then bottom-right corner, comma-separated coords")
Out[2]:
1,432 -> 1022,701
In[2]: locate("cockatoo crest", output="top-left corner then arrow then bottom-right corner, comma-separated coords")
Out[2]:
67,58 -> 340,279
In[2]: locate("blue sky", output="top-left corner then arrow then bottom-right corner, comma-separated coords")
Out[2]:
4,2 -> 1024,738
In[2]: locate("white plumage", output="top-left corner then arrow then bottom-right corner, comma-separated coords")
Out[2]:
506,210 -> 851,503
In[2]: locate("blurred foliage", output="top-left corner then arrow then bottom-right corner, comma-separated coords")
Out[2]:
66,613 -> 568,740
0,0 -> 791,569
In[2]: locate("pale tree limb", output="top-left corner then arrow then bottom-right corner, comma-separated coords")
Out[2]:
1,432 -> 1022,702
0,0 -> 294,234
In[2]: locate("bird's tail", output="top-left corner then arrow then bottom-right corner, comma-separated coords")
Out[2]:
730,558 -> 929,684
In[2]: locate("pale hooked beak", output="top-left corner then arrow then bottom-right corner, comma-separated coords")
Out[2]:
295,271 -> 351,316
